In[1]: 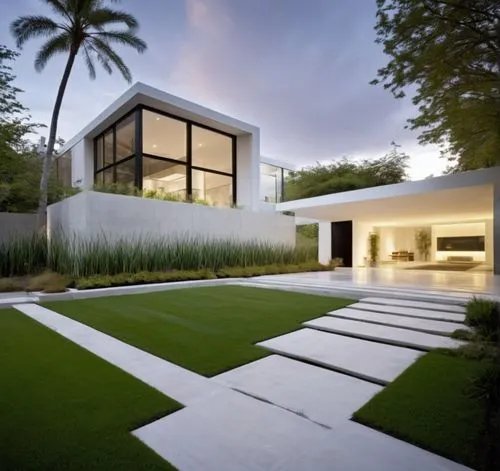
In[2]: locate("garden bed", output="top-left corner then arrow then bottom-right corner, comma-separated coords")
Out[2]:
0,262 -> 333,292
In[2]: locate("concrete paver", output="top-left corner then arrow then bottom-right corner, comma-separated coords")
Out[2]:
361,297 -> 466,314
350,302 -> 466,322
258,328 -> 422,384
305,316 -> 465,351
213,355 -> 382,428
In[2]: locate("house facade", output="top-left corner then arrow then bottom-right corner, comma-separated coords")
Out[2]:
52,82 -> 500,274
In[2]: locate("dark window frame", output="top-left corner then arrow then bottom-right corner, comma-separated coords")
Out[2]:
93,105 -> 237,205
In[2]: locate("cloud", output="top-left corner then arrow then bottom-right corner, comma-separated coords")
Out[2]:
171,0 -> 429,176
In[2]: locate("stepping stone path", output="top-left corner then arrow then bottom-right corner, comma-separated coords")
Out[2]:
361,297 -> 466,314
350,302 -> 466,322
13,293 -> 473,471
304,316 -> 465,351
213,355 -> 383,428
257,328 -> 423,384
328,307 -> 466,335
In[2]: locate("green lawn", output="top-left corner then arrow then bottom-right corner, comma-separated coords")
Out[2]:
353,352 -> 488,469
0,308 -> 180,471
46,286 -> 350,376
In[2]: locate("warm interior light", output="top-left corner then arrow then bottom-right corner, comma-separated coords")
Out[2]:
161,173 -> 184,182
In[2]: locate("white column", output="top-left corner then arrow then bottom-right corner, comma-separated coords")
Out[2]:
318,221 -> 331,264
494,185 -> 500,274
486,219 -> 494,266
236,130 -> 260,211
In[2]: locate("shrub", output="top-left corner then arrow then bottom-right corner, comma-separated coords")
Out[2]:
27,271 -> 70,293
451,329 -> 476,341
465,298 -> 500,341
75,270 -> 216,290
74,263 -> 332,290
0,277 -> 26,292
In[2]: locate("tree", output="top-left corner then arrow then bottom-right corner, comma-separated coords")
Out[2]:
284,143 -> 409,201
11,0 -> 147,226
0,45 -> 73,212
372,0 -> 500,172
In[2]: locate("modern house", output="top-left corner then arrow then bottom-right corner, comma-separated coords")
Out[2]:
52,82 -> 500,273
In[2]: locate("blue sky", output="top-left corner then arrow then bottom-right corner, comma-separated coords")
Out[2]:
0,0 -> 448,179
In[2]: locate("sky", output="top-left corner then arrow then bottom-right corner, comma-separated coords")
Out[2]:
0,0 -> 449,180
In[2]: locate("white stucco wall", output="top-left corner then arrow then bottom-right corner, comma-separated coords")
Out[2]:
48,191 -> 295,246
352,221 -> 373,267
70,138 -> 94,189
376,226 -> 423,261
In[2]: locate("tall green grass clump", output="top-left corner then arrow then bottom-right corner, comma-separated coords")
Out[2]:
0,233 -> 47,277
1,232 -> 317,277
49,234 -> 317,277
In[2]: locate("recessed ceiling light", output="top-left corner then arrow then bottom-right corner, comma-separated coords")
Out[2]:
152,144 -> 158,148
198,143 -> 203,147
156,117 -> 160,121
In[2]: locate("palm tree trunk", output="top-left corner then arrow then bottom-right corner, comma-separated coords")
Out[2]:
37,50 -> 77,229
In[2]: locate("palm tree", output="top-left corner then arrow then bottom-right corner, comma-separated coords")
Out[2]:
11,0 -> 147,226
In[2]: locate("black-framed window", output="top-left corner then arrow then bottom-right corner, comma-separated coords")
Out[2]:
93,106 -> 236,207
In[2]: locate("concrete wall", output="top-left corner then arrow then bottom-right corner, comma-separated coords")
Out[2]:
48,191 -> 296,246
0,213 -> 37,242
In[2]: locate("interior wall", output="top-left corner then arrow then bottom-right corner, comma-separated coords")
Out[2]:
376,226 -> 424,261
352,221 -> 373,267
431,222 -> 486,262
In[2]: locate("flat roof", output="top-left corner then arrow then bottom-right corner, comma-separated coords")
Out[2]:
276,167 -> 500,225
59,82 -> 260,155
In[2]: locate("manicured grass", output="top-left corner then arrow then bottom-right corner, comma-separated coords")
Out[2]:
0,308 -> 180,471
353,351 -> 488,469
46,286 -> 350,376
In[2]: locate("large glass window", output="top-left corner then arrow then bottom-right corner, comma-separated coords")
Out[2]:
104,130 -> 114,166
143,110 -> 186,161
96,136 -> 104,171
143,157 -> 187,199
115,157 -> 136,185
94,107 -> 236,206
116,114 -> 135,162
192,170 -> 232,207
260,163 -> 283,203
192,125 -> 232,174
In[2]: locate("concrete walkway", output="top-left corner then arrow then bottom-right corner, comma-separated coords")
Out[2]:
13,296 -> 472,471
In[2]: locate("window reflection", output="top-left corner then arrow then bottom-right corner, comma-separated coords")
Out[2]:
143,157 -> 187,199
192,125 -> 232,173
192,169 -> 232,207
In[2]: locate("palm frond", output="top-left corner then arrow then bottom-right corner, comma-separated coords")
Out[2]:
45,0 -> 72,22
82,44 -> 97,79
90,30 -> 147,53
89,36 -> 133,82
87,7 -> 139,29
34,32 -> 71,71
10,16 -> 61,48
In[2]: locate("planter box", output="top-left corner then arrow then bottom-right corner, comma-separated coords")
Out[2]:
48,191 -> 295,246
